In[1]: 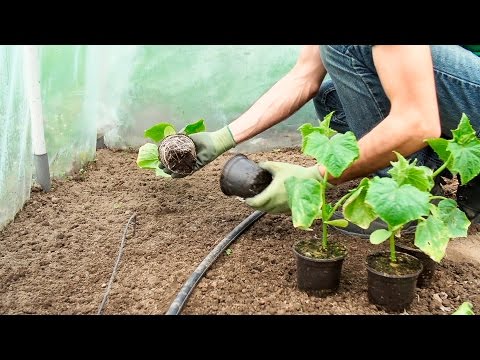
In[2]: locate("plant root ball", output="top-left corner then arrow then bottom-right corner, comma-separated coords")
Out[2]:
159,134 -> 197,175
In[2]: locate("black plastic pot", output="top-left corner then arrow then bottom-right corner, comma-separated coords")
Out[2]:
220,154 -> 272,198
293,240 -> 346,294
395,242 -> 437,288
366,251 -> 423,312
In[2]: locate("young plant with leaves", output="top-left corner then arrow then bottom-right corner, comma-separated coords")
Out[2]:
136,119 -> 205,177
343,113 -> 478,264
284,112 -> 360,254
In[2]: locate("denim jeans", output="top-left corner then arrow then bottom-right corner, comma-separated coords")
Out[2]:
313,45 -> 480,176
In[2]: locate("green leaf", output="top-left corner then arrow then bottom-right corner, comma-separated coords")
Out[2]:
366,177 -> 430,228
428,115 -> 480,185
304,131 -> 359,178
370,229 -> 392,245
137,143 -> 161,169
297,112 -> 337,139
447,140 -> 480,185
155,167 -> 171,177
452,301 -> 475,315
298,124 -> 319,152
452,113 -> 477,145
321,111 -> 332,125
183,119 -> 206,135
325,219 -> 348,227
285,176 -> 322,230
144,123 -> 176,142
343,178 -> 377,229
414,215 -> 450,262
388,152 -> 434,192
427,114 -> 480,184
298,124 -> 336,151
136,143 -> 171,177
303,131 -> 329,160
436,199 -> 470,238
426,138 -> 451,164
298,123 -> 317,138
319,113 -> 338,138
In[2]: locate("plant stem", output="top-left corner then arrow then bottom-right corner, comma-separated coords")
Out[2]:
330,192 -> 352,215
432,154 -> 452,178
322,216 -> 328,250
321,171 -> 329,250
389,231 -> 397,263
430,196 -> 447,201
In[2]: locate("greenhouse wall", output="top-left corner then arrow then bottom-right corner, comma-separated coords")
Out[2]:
0,45 -> 317,230
0,46 -> 32,231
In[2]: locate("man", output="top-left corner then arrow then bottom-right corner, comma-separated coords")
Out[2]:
164,45 -> 480,234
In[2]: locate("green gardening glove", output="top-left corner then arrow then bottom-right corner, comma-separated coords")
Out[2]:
245,161 -> 323,214
163,125 -> 236,178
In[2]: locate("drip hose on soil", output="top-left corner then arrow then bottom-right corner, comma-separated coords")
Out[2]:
166,210 -> 265,315
97,212 -> 137,315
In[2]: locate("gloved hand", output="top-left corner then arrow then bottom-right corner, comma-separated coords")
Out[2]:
245,161 -> 324,214
161,125 -> 236,178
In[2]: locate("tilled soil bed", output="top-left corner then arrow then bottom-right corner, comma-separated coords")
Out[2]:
1,148 -> 479,315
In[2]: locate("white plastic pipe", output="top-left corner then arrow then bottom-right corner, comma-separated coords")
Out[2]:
23,45 -> 50,192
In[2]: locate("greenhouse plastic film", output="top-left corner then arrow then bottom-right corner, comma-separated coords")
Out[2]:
0,46 -> 32,230
104,45 -> 312,150
1,45 -> 315,230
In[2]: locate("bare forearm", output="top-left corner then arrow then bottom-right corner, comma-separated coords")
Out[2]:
229,45 -> 326,144
229,73 -> 321,143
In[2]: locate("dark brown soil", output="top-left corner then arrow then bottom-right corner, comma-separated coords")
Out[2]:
294,239 -> 347,260
1,148 -> 479,315
366,252 -> 423,276
159,134 -> 196,175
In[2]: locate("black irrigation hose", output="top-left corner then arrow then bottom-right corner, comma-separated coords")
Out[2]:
97,212 -> 137,315
166,210 -> 265,315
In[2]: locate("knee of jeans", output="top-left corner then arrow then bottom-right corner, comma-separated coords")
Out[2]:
313,79 -> 336,118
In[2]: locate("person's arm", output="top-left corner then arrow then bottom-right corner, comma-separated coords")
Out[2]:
321,45 -> 441,184
167,45 -> 326,178
229,45 -> 326,143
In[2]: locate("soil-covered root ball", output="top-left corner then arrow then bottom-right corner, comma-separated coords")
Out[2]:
159,134 -> 197,175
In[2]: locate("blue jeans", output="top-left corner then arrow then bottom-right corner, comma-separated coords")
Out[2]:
313,45 -> 480,176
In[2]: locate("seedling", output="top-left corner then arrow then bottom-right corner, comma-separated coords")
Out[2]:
285,112 -> 360,256
136,119 -> 205,177
344,114 -> 478,264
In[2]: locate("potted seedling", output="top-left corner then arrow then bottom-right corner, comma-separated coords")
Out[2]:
344,154 -> 442,290
342,114 -> 477,311
344,153 -> 471,311
404,113 -> 480,284
284,112 -> 359,294
136,119 -> 205,176
344,158 -> 429,312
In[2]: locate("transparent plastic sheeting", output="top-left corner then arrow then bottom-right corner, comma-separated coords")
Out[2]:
0,46 -> 32,230
0,45 -> 315,229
